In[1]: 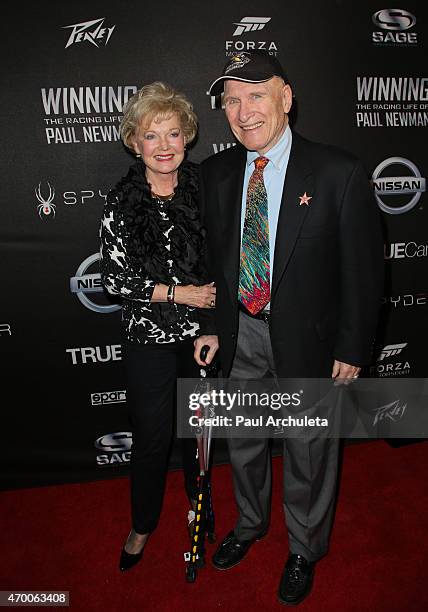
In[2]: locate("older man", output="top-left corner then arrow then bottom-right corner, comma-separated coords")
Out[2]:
195,50 -> 383,605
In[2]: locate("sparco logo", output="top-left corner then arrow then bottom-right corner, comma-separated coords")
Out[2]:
377,343 -> 407,361
91,390 -> 126,406
372,157 -> 426,214
384,242 -> 428,259
63,18 -> 116,49
70,253 -> 121,314
35,182 -> 56,218
233,17 -> 271,36
372,9 -> 417,45
95,431 -> 132,467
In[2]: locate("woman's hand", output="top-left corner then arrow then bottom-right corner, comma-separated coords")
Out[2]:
174,282 -> 216,308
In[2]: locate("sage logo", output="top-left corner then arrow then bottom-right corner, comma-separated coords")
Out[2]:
63,18 -> 116,49
95,432 -> 132,452
95,431 -> 132,467
377,343 -> 407,361
70,253 -> 121,314
372,157 -> 426,214
233,17 -> 271,36
372,9 -> 416,31
372,9 -> 417,45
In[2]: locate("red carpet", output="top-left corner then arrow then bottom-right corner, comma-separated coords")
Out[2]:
1,440 -> 427,611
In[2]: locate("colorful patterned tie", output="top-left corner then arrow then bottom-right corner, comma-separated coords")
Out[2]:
238,156 -> 270,315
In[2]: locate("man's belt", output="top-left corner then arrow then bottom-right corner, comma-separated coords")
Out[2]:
239,303 -> 271,323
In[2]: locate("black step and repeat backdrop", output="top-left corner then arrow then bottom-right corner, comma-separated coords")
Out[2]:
1,1 -> 427,488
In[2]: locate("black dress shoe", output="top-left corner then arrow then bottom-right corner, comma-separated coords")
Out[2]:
119,546 -> 144,572
278,554 -> 315,606
212,530 -> 265,570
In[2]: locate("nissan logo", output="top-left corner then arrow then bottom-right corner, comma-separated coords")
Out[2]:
94,432 -> 132,452
70,253 -> 121,314
372,9 -> 416,31
372,157 -> 426,215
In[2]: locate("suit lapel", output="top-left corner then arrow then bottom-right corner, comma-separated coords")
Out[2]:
271,133 -> 314,299
218,147 -> 246,307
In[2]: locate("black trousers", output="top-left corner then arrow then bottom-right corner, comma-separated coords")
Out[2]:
125,338 -> 200,534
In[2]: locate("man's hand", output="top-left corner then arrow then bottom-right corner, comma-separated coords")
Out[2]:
194,335 -> 219,366
331,360 -> 361,384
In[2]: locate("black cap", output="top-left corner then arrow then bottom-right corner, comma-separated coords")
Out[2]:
208,50 -> 288,96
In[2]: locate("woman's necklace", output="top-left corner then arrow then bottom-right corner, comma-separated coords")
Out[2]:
151,190 -> 175,202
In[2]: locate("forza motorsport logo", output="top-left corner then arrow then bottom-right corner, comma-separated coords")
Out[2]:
225,16 -> 277,56
372,9 -> 417,46
371,343 -> 411,377
233,17 -> 271,36
63,18 -> 116,48
372,157 -> 426,214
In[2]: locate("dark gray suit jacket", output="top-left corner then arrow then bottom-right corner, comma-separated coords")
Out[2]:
199,131 -> 384,378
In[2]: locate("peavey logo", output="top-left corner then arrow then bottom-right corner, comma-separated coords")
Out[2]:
35,182 -> 56,218
226,16 -> 277,56
95,431 -> 131,467
63,18 -> 116,49
372,9 -> 417,45
371,343 -> 411,377
373,400 -> 407,426
91,390 -> 126,406
233,17 -> 271,36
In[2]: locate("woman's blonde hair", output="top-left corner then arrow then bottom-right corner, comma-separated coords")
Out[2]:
120,81 -> 198,151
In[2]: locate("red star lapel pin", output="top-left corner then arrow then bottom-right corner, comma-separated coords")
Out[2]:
299,192 -> 312,206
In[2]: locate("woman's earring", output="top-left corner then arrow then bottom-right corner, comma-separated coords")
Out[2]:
135,153 -> 142,158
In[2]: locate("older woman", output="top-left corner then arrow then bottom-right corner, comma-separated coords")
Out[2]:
100,82 -> 217,571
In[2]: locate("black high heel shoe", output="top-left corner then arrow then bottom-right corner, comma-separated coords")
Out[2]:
119,547 -> 144,572
119,532 -> 148,572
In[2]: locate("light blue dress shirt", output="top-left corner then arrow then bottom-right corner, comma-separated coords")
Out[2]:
240,125 -> 292,310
